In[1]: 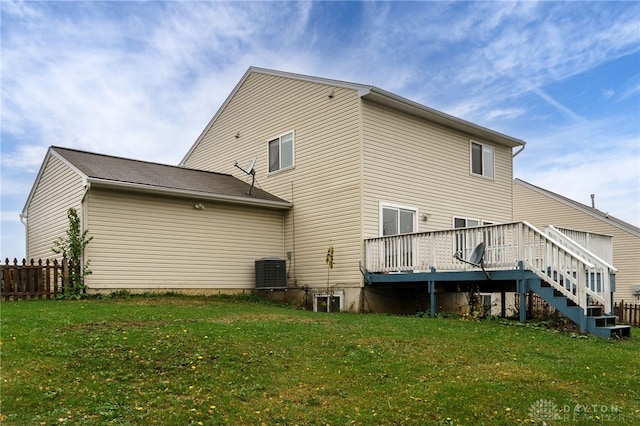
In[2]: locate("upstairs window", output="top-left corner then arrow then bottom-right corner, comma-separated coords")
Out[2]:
470,141 -> 494,178
268,131 -> 294,173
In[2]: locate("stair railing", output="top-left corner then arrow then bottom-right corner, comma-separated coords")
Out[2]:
544,225 -> 616,314
518,222 -> 596,314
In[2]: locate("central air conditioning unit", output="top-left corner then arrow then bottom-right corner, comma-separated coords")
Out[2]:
255,257 -> 286,290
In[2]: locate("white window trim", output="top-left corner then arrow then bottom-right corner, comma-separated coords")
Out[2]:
452,216 -> 480,229
379,202 -> 418,236
267,130 -> 295,175
313,291 -> 344,313
469,140 -> 495,179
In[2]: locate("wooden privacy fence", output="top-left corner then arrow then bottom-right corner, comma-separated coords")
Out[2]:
614,301 -> 640,327
1,258 -> 79,300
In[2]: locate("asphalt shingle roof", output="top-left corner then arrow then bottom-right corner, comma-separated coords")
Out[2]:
52,146 -> 290,206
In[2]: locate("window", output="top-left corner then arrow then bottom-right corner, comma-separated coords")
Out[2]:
381,204 -> 416,236
453,216 -> 480,258
268,131 -> 294,173
314,293 -> 343,313
470,141 -> 494,178
479,293 -> 494,317
454,217 -> 479,229
380,203 -> 417,270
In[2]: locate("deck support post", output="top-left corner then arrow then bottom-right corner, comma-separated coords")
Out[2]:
428,280 -> 436,317
429,267 -> 436,317
517,261 -> 527,325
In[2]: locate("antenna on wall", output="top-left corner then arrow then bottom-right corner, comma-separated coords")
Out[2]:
234,157 -> 256,195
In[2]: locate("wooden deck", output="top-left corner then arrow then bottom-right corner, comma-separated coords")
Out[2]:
362,222 -> 628,337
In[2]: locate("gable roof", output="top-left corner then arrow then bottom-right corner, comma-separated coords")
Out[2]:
180,67 -> 526,165
514,178 -> 640,237
23,146 -> 292,215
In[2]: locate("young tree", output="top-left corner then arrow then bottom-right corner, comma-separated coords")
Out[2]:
52,207 -> 93,298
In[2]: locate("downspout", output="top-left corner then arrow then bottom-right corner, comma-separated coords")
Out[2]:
82,181 -> 91,288
81,179 -> 91,202
512,142 -> 526,158
19,212 -> 27,260
511,142 -> 526,225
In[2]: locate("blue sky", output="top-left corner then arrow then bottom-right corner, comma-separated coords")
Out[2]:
1,1 -> 639,259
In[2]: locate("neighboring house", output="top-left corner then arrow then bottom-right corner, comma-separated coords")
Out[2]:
22,147 -> 291,292
23,68 -> 630,336
513,178 -> 640,303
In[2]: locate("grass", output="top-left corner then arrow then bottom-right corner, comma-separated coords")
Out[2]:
1,294 -> 639,425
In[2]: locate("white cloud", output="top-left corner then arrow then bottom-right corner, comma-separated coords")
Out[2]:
486,108 -> 526,121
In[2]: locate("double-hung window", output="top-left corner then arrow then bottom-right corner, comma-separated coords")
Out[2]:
470,141 -> 494,178
268,131 -> 294,173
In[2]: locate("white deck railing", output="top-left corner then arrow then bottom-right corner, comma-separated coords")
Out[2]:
364,221 -> 615,314
545,226 -> 616,314
552,226 -> 613,264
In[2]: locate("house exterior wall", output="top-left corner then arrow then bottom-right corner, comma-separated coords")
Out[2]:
361,100 -> 515,239
84,187 -> 285,292
513,181 -> 640,302
25,153 -> 85,261
182,72 -> 365,311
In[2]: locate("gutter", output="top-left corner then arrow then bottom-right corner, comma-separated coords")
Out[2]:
87,178 -> 293,210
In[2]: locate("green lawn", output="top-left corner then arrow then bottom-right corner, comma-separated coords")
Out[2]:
1,295 -> 638,425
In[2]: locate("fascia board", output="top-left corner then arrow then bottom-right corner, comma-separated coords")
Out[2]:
87,178 -> 293,210
21,147 -> 89,217
249,67 -> 371,92
362,88 -> 526,149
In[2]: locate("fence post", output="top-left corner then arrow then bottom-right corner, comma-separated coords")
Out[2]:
37,259 -> 43,299
62,256 -> 69,295
3,258 -> 11,300
44,259 -> 50,299
53,259 -> 59,295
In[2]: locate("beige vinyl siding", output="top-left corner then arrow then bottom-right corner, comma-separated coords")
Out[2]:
26,153 -> 84,261
513,181 -> 640,302
361,100 -> 514,239
84,188 -> 284,290
183,72 -> 364,296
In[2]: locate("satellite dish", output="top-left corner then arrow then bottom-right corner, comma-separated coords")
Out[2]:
243,158 -> 256,175
234,157 -> 257,195
454,241 -> 490,279
469,242 -> 486,266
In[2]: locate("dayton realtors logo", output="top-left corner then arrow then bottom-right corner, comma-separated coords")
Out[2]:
529,399 -> 628,424
529,399 -> 561,424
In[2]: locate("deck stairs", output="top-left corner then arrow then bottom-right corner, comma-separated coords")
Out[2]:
525,225 -> 631,338
527,279 -> 630,338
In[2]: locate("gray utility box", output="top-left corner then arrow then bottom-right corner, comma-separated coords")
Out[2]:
255,258 -> 286,290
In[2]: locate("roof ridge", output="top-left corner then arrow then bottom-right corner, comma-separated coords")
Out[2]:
51,146 -> 232,177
